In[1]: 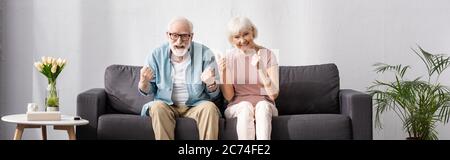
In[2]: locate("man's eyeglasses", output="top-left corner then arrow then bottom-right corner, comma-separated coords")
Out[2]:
168,32 -> 192,41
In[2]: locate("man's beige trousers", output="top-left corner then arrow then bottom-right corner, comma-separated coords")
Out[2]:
149,100 -> 220,140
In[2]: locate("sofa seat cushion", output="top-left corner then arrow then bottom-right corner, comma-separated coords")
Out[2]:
272,114 -> 352,139
220,114 -> 352,140
98,114 -> 200,140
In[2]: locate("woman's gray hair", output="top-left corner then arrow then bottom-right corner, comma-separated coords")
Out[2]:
227,16 -> 258,43
167,16 -> 193,33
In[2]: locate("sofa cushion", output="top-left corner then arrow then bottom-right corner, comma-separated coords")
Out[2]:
105,65 -> 154,114
98,114 -> 154,140
220,114 -> 351,140
276,64 -> 340,115
98,114 -> 200,140
98,114 -> 350,140
272,114 -> 351,139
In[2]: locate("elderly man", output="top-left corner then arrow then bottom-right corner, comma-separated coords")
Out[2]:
138,17 -> 220,140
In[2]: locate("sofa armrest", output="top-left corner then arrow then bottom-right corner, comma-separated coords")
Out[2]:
339,89 -> 372,140
76,88 -> 107,140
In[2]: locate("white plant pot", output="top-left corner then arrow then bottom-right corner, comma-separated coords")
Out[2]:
46,107 -> 59,112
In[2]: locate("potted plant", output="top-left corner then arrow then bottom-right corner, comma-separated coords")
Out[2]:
368,46 -> 450,140
34,56 -> 67,112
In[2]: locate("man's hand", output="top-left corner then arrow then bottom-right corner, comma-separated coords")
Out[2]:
139,65 -> 154,93
201,67 -> 215,86
201,67 -> 218,92
140,65 -> 154,83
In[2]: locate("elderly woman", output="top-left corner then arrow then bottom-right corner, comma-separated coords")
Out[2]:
218,17 -> 279,140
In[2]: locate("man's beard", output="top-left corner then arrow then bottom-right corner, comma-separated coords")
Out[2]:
172,42 -> 191,57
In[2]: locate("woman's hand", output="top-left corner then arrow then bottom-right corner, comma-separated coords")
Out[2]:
218,57 -> 227,72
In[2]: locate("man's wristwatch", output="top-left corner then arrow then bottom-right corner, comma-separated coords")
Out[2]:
207,82 -> 217,90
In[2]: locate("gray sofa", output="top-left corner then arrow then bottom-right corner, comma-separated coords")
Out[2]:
76,63 -> 372,140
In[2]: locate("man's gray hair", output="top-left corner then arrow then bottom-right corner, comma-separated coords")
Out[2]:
227,16 -> 258,42
167,16 -> 193,33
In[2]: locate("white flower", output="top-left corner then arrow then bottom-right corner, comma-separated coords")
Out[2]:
51,64 -> 57,73
35,56 -> 66,78
34,62 -> 43,72
46,57 -> 52,65
41,56 -> 47,64
52,59 -> 57,67
57,58 -> 63,66
52,57 -> 57,65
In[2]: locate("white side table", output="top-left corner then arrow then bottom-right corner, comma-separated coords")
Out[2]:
1,114 -> 89,140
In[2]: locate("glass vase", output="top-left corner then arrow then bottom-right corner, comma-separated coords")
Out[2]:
45,81 -> 59,112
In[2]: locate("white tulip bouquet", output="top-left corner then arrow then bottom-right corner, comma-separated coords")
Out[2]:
34,56 -> 67,109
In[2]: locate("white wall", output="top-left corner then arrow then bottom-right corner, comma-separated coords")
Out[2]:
1,0 -> 450,140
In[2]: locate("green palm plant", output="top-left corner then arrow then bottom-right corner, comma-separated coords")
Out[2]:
368,45 -> 450,140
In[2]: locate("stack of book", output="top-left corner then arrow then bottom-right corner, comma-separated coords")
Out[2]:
26,111 -> 61,121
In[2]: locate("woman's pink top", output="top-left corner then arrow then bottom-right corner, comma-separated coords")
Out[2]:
223,48 -> 278,107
